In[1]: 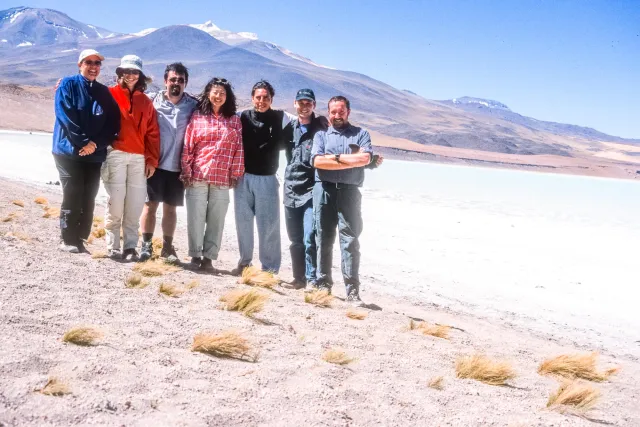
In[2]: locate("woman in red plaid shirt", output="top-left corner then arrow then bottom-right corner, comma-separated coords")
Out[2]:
181,77 -> 244,272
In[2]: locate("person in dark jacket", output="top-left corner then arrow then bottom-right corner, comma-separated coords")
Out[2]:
233,80 -> 286,274
282,89 -> 328,289
52,49 -> 120,254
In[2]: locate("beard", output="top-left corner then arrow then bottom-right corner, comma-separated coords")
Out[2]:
331,118 -> 347,128
169,85 -> 182,96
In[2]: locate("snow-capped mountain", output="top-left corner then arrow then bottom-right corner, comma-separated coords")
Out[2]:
0,6 -> 117,47
450,96 -> 511,110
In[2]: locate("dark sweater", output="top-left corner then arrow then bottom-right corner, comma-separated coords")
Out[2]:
240,109 -> 285,176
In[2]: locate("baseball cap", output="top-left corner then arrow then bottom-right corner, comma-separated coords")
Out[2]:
78,49 -> 104,64
116,54 -> 145,74
295,88 -> 315,102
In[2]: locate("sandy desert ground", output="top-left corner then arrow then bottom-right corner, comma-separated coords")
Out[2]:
1,177 -> 639,426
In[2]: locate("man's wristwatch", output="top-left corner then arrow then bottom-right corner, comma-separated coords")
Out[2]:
334,154 -> 341,163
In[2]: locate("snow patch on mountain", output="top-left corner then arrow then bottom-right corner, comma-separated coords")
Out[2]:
17,41 -> 33,47
452,96 -> 510,110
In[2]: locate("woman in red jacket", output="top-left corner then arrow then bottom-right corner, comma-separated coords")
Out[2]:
102,55 -> 160,260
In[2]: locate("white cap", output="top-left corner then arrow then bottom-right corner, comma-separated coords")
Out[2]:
78,49 -> 104,64
116,54 -> 145,75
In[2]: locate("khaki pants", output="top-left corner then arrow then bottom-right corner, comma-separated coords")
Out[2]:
185,181 -> 230,260
101,149 -> 147,251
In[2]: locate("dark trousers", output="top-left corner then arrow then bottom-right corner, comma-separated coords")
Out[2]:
313,182 -> 363,295
53,155 -> 102,245
284,199 -> 317,283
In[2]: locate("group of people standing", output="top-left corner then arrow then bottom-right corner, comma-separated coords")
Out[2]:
52,48 -> 382,305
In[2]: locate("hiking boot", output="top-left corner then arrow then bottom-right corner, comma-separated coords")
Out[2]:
305,281 -> 331,294
199,257 -> 218,274
59,242 -> 79,254
139,240 -> 153,262
283,279 -> 307,290
190,257 -> 202,268
230,264 -> 251,276
346,289 -> 365,307
122,248 -> 139,261
161,245 -> 179,265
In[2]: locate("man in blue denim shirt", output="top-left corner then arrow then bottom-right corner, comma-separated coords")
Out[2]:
311,96 -> 383,305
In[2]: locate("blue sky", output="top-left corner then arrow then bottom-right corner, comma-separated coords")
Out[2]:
3,0 -> 639,138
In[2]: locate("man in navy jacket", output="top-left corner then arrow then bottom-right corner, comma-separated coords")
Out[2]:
53,49 -> 120,254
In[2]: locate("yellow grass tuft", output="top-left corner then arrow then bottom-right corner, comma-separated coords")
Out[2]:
12,200 -> 25,207
10,230 -> 31,242
2,212 -> 19,222
92,216 -> 103,226
159,282 -> 185,297
346,308 -> 368,320
238,266 -> 280,288
322,348 -> 355,365
37,376 -> 71,396
34,197 -> 48,205
42,207 -> 60,219
304,290 -> 333,308
191,330 -> 258,361
428,376 -> 445,390
125,273 -> 149,289
547,380 -> 601,412
91,227 -> 106,239
62,326 -> 103,346
220,288 -> 269,317
186,280 -> 200,290
408,319 -> 450,339
133,260 -> 180,277
538,352 -> 619,382
91,250 -> 108,259
455,354 -> 516,386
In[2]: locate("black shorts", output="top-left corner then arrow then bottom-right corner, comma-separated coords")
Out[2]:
147,168 -> 185,206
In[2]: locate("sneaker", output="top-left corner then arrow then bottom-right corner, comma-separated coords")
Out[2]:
305,282 -> 331,294
346,289 -> 365,307
230,264 -> 251,276
107,249 -> 121,259
139,240 -> 153,262
77,241 -> 91,255
59,242 -> 79,254
122,248 -> 139,261
199,257 -> 218,273
161,245 -> 179,265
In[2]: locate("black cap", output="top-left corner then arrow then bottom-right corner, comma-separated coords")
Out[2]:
295,88 -> 315,102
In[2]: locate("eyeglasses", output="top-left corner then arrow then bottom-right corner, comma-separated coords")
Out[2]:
83,60 -> 102,66
213,77 -> 228,84
168,77 -> 186,84
121,69 -> 140,75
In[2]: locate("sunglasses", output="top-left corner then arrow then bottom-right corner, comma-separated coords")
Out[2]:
83,60 -> 102,66
213,77 -> 228,84
168,77 -> 186,84
121,69 -> 140,75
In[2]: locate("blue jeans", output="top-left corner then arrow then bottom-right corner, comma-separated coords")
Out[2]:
284,199 -> 317,283
234,173 -> 281,272
313,182 -> 362,295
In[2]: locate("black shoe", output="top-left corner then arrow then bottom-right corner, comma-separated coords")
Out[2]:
305,281 -> 331,294
346,289 -> 365,307
107,249 -> 121,259
230,264 -> 251,276
284,279 -> 307,290
122,248 -> 139,261
190,257 -> 202,268
199,257 -> 218,273
139,240 -> 153,262
77,241 -> 91,255
161,245 -> 179,265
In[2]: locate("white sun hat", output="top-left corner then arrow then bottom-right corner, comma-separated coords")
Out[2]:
115,54 -> 145,75
78,49 -> 104,64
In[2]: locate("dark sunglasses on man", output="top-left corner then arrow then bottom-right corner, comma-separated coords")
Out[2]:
168,77 -> 186,84
83,60 -> 102,66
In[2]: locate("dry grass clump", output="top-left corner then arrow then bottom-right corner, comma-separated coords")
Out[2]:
409,319 -> 451,339
125,273 -> 149,289
37,377 -> 71,396
346,308 -> 368,320
91,227 -> 106,238
34,197 -> 48,205
239,266 -> 280,289
220,288 -> 269,317
455,354 -> 516,386
547,380 -> 601,412
191,330 -> 258,361
91,250 -> 108,259
42,206 -> 60,219
12,200 -> 25,207
9,230 -> 31,242
428,376 -> 445,390
62,326 -> 103,346
538,352 -> 619,382
322,348 -> 355,365
2,212 -> 19,222
304,290 -> 334,308
159,282 -> 185,297
133,260 -> 180,277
